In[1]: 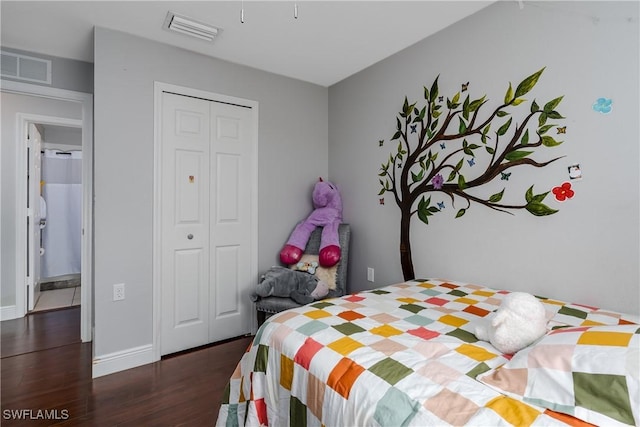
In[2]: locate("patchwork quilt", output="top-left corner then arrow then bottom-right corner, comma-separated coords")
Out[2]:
217,279 -> 638,426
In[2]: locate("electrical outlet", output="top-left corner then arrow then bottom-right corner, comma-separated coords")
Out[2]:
113,283 -> 125,301
367,267 -> 375,282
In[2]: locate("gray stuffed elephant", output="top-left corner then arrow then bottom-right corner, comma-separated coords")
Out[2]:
250,266 -> 329,305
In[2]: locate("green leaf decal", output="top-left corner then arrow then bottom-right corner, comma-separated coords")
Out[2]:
511,98 -> 526,106
455,209 -> 466,218
531,100 -> 540,113
537,124 -> 554,135
505,150 -> 533,161
497,117 -> 512,136
447,170 -> 457,182
521,129 -> 530,144
525,185 -> 534,203
546,111 -> 565,119
430,77 -> 439,103
459,118 -> 467,133
504,82 -> 514,104
378,188 -> 385,195
541,136 -> 563,147
514,68 -> 545,98
538,112 -> 548,127
526,201 -> 558,216
543,96 -> 563,113
457,174 -> 467,189
489,188 -> 505,203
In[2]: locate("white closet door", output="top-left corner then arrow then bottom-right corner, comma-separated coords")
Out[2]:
160,92 -> 254,355
161,92 -> 211,355
209,102 -> 253,342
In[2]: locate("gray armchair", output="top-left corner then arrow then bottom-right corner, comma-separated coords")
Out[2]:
255,224 -> 350,326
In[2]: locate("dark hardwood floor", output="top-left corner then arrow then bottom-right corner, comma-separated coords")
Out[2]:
1,307 -> 253,426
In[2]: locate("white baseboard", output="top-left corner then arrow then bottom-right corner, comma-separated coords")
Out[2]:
92,344 -> 157,378
1,305 -> 20,321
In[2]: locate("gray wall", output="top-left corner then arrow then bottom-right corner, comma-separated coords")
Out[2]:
1,48 -> 91,313
329,1 -> 639,315
93,27 -> 328,357
0,92 -> 82,308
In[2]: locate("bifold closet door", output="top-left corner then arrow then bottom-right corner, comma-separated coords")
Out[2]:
160,92 -> 253,356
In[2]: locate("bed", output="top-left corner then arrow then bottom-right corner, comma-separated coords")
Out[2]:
217,279 -> 639,426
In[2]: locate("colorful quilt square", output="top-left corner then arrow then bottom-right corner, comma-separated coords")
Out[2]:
425,297 -> 449,306
370,324 -> 403,338
456,343 -> 498,362
338,310 -> 365,321
370,338 -> 408,356
369,357 -> 413,385
485,396 -> 541,426
294,338 -> 324,370
464,304 -> 490,317
424,387 -> 480,426
400,303 -> 425,314
374,387 -> 420,426
332,322 -> 366,336
407,327 -> 440,341
404,314 -> 434,326
297,319 -> 329,336
328,336 -> 364,356
439,314 -> 468,327
573,372 -> 635,426
370,313 -> 400,324
327,357 -> 365,399
577,330 -> 633,346
304,309 -> 332,320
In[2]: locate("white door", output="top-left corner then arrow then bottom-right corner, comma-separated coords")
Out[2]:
209,102 -> 253,342
160,92 -> 254,355
27,123 -> 42,311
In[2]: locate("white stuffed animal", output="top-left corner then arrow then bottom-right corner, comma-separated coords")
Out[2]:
475,292 -> 548,354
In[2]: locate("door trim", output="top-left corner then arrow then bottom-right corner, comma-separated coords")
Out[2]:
2,80 -> 93,343
152,82 -> 259,361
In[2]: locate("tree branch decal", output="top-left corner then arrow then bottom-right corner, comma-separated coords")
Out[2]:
378,68 -> 566,280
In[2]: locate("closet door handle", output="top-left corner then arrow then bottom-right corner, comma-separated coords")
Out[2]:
187,234 -> 194,240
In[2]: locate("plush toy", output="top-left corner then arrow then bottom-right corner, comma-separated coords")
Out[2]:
250,266 -> 329,305
280,178 -> 343,267
474,292 -> 548,354
295,260 -> 318,275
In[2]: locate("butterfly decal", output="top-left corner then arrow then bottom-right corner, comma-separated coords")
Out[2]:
556,126 -> 566,134
410,124 -> 417,134
379,198 -> 385,205
461,82 -> 469,92
501,172 -> 511,181
438,96 -> 444,102
440,142 -> 446,150
467,158 -> 475,167
398,163 -> 402,168
379,140 -> 384,147
437,201 -> 445,210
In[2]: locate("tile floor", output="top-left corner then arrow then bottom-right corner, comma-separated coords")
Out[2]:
33,287 -> 81,312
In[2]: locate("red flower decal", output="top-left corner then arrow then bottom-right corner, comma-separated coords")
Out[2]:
552,182 -> 574,202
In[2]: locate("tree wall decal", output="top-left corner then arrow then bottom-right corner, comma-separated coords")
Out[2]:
378,68 -> 566,280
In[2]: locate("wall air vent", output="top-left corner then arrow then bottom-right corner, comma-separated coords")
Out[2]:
1,51 -> 51,84
164,12 -> 221,42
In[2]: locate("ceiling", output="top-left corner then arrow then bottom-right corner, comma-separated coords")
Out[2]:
0,1 -> 495,87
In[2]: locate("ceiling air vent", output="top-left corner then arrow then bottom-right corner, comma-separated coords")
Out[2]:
1,51 -> 51,84
164,12 -> 220,42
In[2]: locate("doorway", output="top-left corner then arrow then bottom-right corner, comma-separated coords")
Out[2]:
3,80 -> 93,342
31,122 -> 83,312
153,83 -> 258,358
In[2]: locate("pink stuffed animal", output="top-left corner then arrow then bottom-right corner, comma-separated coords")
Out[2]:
280,178 -> 343,267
